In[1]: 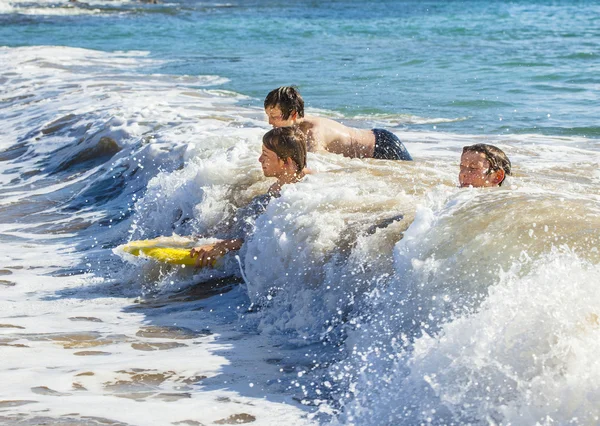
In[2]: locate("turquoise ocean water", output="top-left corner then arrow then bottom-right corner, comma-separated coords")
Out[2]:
2,1 -> 600,425
2,0 -> 599,136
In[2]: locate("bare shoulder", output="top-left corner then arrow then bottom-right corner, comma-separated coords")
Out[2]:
298,117 -> 322,151
303,115 -> 351,141
303,115 -> 375,158
304,115 -> 347,131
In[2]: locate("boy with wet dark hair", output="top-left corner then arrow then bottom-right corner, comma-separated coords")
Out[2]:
459,144 -> 511,187
264,86 -> 305,121
264,86 -> 412,161
373,143 -> 512,233
189,127 -> 308,268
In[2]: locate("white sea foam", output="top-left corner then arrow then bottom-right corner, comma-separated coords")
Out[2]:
351,113 -> 470,126
332,176 -> 600,424
2,0 -> 146,16
0,1 -> 14,13
336,249 -> 600,425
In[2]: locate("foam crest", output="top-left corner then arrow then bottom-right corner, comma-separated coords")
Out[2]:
3,0 -> 163,16
0,2 -> 15,13
410,250 -> 600,424
129,134 -> 265,241
242,167 -> 418,341
351,113 -> 470,127
0,46 -> 256,233
334,250 -> 600,425
333,182 -> 600,424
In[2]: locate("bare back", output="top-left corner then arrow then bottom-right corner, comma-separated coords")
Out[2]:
298,115 -> 376,158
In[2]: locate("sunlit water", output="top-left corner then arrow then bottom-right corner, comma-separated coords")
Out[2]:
1,1 -> 600,425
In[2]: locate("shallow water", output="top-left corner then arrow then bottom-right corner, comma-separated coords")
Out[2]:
1,1 -> 600,425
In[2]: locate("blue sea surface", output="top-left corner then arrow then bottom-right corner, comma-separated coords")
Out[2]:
2,0 -> 599,137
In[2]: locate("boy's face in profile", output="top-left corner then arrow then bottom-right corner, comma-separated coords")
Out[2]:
258,144 -> 285,178
459,151 -> 504,188
265,104 -> 296,128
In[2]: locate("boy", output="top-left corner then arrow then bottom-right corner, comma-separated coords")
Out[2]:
372,143 -> 512,233
189,127 -> 307,268
459,144 -> 511,188
264,86 -> 412,161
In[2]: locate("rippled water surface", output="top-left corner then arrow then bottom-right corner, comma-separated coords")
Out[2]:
1,0 -> 599,136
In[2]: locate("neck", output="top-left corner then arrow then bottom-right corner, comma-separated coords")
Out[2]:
278,169 -> 305,186
269,169 -> 304,196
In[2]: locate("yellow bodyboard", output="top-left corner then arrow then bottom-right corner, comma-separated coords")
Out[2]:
122,245 -> 197,266
118,236 -> 218,267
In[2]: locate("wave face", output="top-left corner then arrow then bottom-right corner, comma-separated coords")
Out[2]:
1,35 -> 600,426
333,193 -> 600,425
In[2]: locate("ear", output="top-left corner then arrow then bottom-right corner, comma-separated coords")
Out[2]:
290,111 -> 298,121
283,157 -> 298,169
491,169 -> 505,185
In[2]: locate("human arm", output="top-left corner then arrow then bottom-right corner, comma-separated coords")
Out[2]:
189,238 -> 243,268
365,214 -> 404,235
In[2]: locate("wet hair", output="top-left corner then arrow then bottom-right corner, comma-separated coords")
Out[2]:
262,126 -> 307,172
264,86 -> 305,119
462,143 -> 512,185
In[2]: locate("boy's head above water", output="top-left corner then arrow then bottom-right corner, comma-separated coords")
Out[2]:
264,86 -> 305,127
459,144 -> 511,188
261,126 -> 307,177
